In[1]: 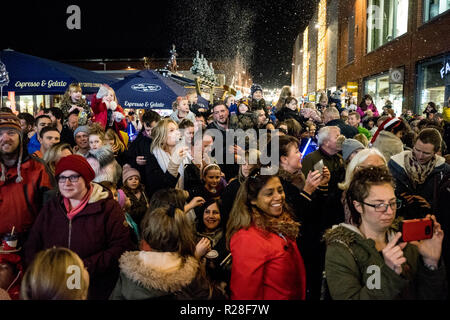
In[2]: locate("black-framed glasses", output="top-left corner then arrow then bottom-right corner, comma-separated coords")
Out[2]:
58,174 -> 81,184
361,199 -> 402,212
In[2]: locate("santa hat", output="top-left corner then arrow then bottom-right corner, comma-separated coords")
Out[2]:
370,117 -> 402,144
0,112 -> 24,183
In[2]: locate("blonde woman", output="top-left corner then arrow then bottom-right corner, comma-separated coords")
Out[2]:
43,142 -> 73,179
144,118 -> 190,199
21,247 -> 89,300
105,128 -> 127,166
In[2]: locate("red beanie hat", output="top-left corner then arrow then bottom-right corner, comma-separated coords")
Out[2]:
55,155 -> 95,184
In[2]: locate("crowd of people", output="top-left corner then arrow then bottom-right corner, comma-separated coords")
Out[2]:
0,81 -> 449,300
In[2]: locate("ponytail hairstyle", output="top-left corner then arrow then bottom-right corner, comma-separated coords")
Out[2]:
140,205 -> 196,261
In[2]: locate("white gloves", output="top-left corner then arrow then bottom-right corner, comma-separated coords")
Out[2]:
113,111 -> 124,122
97,85 -> 109,99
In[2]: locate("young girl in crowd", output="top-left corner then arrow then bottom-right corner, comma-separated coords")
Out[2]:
105,128 -> 127,166
21,247 -> 89,300
110,205 -> 225,300
100,181 -> 139,246
221,149 -> 260,219
120,164 -> 149,229
89,124 -> 106,151
229,98 -> 254,131
170,96 -> 196,124
90,84 -> 127,144
190,164 -> 227,202
60,83 -> 91,125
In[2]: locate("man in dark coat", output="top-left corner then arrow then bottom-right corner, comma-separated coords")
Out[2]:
323,106 -> 358,139
126,110 -> 160,178
60,110 -> 79,147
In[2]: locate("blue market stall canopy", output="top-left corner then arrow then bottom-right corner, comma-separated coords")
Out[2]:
110,69 -> 209,110
0,49 -> 116,95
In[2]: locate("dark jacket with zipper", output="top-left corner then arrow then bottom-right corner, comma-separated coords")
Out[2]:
126,131 -> 152,179
24,182 -> 134,300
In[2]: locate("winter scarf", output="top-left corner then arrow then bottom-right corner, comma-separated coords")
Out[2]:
251,208 -> 300,240
278,168 -> 306,191
404,150 -> 437,188
63,185 -> 93,220
153,147 -> 190,189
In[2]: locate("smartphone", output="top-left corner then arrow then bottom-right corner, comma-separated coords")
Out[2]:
313,159 -> 324,174
400,218 -> 433,242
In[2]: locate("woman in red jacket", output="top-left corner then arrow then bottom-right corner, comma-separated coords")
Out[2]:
226,166 -> 306,300
90,84 -> 127,143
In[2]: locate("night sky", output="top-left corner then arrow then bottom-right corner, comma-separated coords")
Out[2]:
1,0 -> 316,88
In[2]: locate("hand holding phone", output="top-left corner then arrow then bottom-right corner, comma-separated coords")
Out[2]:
400,218 -> 433,242
407,215 -> 444,268
313,159 -> 324,174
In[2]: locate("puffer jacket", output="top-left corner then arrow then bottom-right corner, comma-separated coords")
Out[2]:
323,222 -> 447,300
110,251 -> 225,300
24,182 -> 134,300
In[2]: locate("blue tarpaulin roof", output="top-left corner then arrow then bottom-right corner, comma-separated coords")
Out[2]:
0,49 -> 116,95
110,69 -> 208,110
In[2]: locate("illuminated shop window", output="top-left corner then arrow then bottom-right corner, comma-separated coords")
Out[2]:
424,0 -> 450,22
364,71 -> 404,116
367,0 -> 409,53
316,0 -> 326,91
302,27 -> 309,95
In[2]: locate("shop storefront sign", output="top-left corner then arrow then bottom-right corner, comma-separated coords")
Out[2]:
14,80 -> 67,90
347,81 -> 358,93
389,68 -> 404,84
440,60 -> 450,79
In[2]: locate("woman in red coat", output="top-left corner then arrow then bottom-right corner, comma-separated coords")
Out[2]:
226,166 -> 306,300
90,84 -> 127,143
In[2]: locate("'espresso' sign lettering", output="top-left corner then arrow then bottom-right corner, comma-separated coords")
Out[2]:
123,101 -> 166,108
15,80 -> 68,89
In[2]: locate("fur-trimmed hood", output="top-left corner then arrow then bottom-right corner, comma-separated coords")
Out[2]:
118,251 -> 199,293
323,218 -> 402,247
